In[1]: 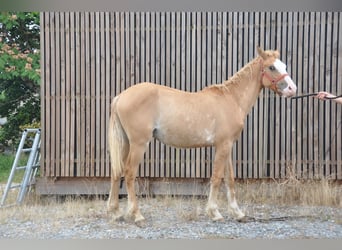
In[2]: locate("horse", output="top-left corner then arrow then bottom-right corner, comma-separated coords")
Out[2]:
107,47 -> 297,223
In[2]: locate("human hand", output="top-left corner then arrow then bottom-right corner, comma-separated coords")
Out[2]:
315,91 -> 336,100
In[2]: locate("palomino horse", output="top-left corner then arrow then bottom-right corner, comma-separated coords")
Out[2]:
107,47 -> 297,223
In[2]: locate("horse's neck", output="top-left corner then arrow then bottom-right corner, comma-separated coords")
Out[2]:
223,58 -> 262,115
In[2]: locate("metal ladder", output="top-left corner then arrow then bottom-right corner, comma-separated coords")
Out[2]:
0,128 -> 41,207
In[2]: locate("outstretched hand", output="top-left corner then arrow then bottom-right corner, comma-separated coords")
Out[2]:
315,91 -> 336,100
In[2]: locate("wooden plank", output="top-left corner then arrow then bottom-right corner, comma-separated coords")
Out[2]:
291,12 -> 301,178
212,12 -> 217,85
304,12 -> 313,179
94,12 -> 101,176
319,12 -> 328,178
155,13 -> 161,178
310,12 -> 317,177
100,12 -> 106,177
325,12 -> 333,178
75,13 -> 82,177
312,13 -> 325,178
84,12 -> 91,177
90,12 -> 96,177
336,12 -> 342,180
36,177 -> 210,196
195,12 -> 202,178
200,13 -> 206,178
242,12 -> 249,179
274,12 -> 281,179
330,12 -> 338,179
50,12 -> 56,177
104,13 -> 111,177
282,12 -> 291,179
40,12 -> 47,176
78,12 -> 87,176
65,12 -> 71,176
63,12 -> 70,177
253,12 -> 262,178
190,12 -> 197,178
70,12 -> 76,177
55,13 -> 61,178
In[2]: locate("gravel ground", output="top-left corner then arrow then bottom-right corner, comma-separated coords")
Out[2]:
0,196 -> 341,239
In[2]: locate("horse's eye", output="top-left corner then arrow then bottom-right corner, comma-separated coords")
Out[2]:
269,65 -> 276,71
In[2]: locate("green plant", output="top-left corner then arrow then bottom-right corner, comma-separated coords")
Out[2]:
0,12 -> 40,148
0,153 -> 28,183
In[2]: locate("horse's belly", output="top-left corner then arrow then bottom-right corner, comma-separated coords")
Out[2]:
153,127 -> 214,148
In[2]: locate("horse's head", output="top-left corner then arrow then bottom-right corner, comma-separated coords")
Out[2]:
257,47 -> 297,97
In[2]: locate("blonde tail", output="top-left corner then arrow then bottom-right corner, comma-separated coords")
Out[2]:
108,97 -> 125,179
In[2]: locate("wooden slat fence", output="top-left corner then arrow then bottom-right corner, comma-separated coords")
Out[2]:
40,12 -> 342,181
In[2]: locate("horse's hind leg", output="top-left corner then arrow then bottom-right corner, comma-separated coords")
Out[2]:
107,140 -> 129,220
124,143 -> 147,223
107,173 -> 123,220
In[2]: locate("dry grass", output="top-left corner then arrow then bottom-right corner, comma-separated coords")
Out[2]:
0,177 -> 341,224
236,178 -> 341,207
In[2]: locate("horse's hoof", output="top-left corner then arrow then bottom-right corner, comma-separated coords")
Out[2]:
206,207 -> 224,222
236,215 -> 255,223
135,218 -> 147,227
212,215 -> 224,222
113,214 -> 125,222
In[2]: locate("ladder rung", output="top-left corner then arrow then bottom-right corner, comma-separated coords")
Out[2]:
0,203 -> 17,208
9,184 -> 21,189
15,166 -> 27,170
21,148 -> 32,153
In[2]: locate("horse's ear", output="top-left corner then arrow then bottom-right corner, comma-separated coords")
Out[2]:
274,50 -> 280,58
257,46 -> 267,60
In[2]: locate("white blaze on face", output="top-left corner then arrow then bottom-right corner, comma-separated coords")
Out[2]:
273,59 -> 297,97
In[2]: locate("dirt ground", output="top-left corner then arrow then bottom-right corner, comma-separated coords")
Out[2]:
0,195 -> 341,239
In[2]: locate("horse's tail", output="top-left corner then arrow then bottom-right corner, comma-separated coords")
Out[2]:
108,97 -> 126,180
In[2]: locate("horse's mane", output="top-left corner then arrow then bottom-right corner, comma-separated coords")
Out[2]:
203,57 -> 261,95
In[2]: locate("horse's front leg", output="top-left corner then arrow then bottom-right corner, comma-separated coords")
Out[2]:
224,148 -> 245,219
206,144 -> 227,221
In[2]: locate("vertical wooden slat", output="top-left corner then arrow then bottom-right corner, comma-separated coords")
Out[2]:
82,12 -> 87,176
47,13 -> 54,177
89,12 -> 96,177
40,12 -> 47,176
325,12 -> 333,178
274,12 -> 281,179
54,13 -> 61,177
105,12 -> 111,176
84,12 -> 91,177
336,12 -> 342,180
99,12 -> 106,177
291,12 -> 301,178
70,12 -> 76,177
63,12 -> 70,177
94,12 -> 100,176
155,12 -> 161,178
308,12 -> 315,177
75,13 -> 82,177
201,13 -> 209,178
190,13 -> 196,178
282,12 -> 292,178
316,12 -> 323,179
302,12 -> 311,178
